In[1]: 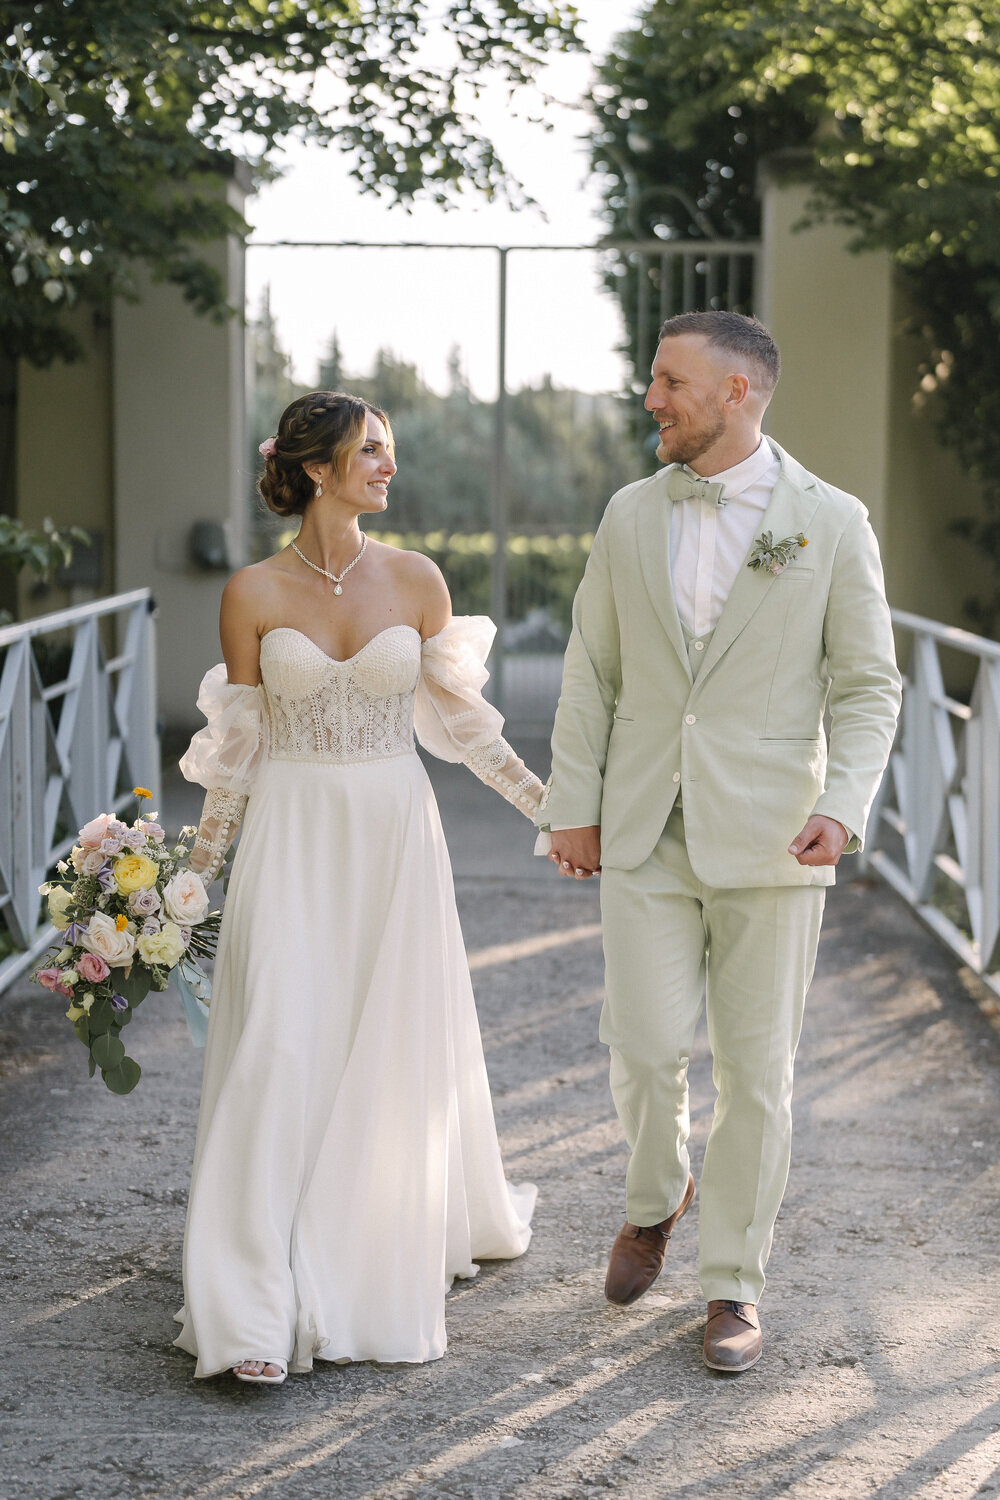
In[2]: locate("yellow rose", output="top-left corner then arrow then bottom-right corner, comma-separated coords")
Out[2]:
47,886 -> 74,931
137,920 -> 187,969
113,853 -> 160,895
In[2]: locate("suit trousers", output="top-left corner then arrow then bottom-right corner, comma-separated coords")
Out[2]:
599,804 -> 825,1305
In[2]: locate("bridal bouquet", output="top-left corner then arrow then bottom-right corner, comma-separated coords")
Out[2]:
31,789 -> 220,1095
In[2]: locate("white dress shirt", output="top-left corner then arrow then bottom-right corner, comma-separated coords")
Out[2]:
669,437 -> 780,637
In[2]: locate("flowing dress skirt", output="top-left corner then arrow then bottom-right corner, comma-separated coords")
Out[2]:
174,751 -> 535,1376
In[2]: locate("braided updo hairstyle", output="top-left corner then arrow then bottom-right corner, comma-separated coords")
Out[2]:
257,391 -> 394,518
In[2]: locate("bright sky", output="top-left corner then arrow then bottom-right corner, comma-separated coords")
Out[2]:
245,3 -> 641,398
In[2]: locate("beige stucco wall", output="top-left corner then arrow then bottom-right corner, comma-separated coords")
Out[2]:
112,183 -> 248,727
16,308 -> 114,616
757,172 -> 894,542
881,295 -> 994,630
14,173 -> 248,728
758,167 -> 993,638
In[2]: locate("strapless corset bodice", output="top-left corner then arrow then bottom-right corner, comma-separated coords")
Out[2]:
261,625 -> 421,765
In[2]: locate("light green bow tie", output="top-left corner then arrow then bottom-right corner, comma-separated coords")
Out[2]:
667,466 -> 728,509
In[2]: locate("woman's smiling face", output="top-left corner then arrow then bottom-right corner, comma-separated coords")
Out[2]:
328,411 -> 397,513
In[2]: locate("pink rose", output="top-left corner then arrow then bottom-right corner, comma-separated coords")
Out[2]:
36,967 -> 74,998
77,952 -> 110,983
138,820 -> 164,843
78,813 -> 115,850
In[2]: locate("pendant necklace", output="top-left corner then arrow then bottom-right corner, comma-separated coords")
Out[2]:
292,535 -> 367,595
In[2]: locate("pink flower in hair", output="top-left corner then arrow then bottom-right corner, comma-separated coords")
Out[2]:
258,436 -> 277,458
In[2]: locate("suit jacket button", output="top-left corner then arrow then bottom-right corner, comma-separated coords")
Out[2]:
672,772 -> 681,783
684,713 -> 696,725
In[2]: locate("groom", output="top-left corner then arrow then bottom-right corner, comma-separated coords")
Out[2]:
538,311 -> 901,1372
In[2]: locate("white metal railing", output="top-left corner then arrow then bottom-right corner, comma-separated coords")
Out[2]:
0,590 -> 159,993
864,609 -> 1000,997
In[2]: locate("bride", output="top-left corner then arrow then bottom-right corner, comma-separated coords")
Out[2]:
174,391 -> 543,1383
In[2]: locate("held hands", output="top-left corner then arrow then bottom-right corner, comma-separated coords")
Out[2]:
547,826 -> 601,880
788,815 -> 850,867
547,816 -> 847,877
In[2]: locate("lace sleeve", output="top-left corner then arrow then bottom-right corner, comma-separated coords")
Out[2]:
414,617 -> 544,821
465,738 -> 546,820
188,787 -> 249,884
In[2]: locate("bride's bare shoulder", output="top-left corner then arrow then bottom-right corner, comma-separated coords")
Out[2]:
220,557 -> 292,629
370,542 -> 450,637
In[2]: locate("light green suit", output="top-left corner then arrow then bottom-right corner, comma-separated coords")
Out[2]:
540,441 -> 901,1303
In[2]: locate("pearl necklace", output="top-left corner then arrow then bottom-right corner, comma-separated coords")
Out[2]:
292,536 -> 367,595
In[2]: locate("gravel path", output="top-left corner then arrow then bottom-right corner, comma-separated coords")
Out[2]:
2,751 -> 1000,1499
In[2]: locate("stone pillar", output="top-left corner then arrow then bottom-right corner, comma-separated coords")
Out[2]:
112,169 -> 250,729
757,162 -> 894,542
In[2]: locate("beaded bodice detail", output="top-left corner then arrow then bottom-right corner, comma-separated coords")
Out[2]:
261,626 -> 419,765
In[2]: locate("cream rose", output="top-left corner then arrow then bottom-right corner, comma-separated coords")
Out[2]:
137,920 -> 187,969
47,885 -> 74,931
112,853 -> 160,895
162,869 -> 209,926
81,912 -> 136,968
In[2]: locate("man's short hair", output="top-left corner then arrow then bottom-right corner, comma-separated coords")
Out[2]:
657,310 -> 781,396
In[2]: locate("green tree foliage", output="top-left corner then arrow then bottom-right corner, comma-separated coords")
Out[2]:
0,0 -> 579,365
595,0 -> 1000,631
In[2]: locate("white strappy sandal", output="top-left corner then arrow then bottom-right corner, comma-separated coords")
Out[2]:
233,1358 -> 288,1385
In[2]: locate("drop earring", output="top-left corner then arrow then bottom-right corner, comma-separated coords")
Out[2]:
315,478 -> 323,498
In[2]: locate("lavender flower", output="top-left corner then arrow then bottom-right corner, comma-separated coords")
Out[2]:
109,994 -> 128,1013
99,834 -> 123,856
97,867 -> 118,893
141,917 -> 162,936
120,826 -> 146,851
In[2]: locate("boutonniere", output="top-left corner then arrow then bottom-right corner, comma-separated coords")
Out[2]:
747,531 -> 808,575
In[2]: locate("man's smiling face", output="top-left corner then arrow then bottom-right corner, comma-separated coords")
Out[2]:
644,333 -> 731,469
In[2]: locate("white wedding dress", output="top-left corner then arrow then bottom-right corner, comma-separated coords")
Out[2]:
173,619 -> 541,1377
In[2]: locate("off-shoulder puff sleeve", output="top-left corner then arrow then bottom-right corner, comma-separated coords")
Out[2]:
179,665 -> 268,882
414,617 -> 545,821
178,664 -> 268,793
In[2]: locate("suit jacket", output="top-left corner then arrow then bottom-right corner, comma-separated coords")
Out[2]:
538,441 -> 902,886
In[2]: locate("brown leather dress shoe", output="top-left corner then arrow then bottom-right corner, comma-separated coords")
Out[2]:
604,1173 -> 696,1305
703,1300 -> 762,1372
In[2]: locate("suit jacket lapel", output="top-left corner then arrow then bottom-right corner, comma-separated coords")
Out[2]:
697,450 -> 821,683
635,473 -> 693,684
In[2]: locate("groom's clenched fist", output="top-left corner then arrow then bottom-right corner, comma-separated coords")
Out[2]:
788,815 -> 850,866
548,826 -> 601,879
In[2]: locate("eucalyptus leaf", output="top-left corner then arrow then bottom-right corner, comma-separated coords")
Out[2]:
116,969 -> 151,1006
86,997 -> 114,1035
102,1056 -> 141,1095
91,1032 -> 125,1070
